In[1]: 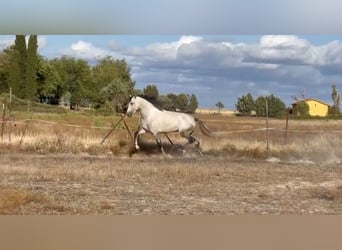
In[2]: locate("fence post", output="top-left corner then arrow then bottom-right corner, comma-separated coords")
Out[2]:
284,108 -> 289,144
100,115 -> 132,144
1,99 -> 7,142
9,87 -> 12,110
8,115 -> 12,143
265,98 -> 269,156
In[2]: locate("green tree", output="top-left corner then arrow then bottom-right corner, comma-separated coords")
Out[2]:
176,93 -> 189,111
255,96 -> 267,117
293,101 -> 309,117
92,57 -> 135,110
157,93 -> 198,112
157,95 -> 172,110
166,93 -> 178,110
4,35 -> 39,101
255,94 -> 286,118
25,35 -> 38,101
0,51 -> 10,93
235,93 -> 255,115
100,78 -> 132,113
331,83 -> 340,115
51,56 -> 92,109
215,101 -> 224,113
36,56 -> 61,103
187,94 -> 198,113
8,35 -> 27,98
143,84 -> 159,101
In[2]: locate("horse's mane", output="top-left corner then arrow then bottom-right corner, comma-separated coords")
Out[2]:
136,95 -> 163,111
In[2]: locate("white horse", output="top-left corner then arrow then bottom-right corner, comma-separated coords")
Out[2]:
126,96 -> 212,155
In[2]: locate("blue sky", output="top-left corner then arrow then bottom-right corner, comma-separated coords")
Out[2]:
1,1 -> 342,108
1,35 -> 342,108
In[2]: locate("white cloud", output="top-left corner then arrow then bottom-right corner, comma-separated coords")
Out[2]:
63,40 -> 107,60
128,36 -> 203,62
260,35 -> 309,49
246,35 -> 322,66
320,40 -> 342,65
133,36 -> 342,106
37,36 -> 47,51
54,35 -> 342,107
176,36 -> 203,49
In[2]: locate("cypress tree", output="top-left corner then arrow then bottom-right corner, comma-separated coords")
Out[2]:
331,84 -> 340,115
7,48 -> 21,96
25,35 -> 38,101
8,35 -> 27,98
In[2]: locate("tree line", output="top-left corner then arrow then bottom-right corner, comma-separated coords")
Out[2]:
0,35 -> 198,114
138,84 -> 198,113
235,84 -> 340,118
235,93 -> 286,118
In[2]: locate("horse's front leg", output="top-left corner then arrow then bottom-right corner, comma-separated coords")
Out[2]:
134,128 -> 146,150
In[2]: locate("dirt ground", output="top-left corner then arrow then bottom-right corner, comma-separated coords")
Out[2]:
1,152 -> 342,215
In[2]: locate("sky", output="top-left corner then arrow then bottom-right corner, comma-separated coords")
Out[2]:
1,1 -> 342,108
1,0 -> 342,34
1,35 -> 342,108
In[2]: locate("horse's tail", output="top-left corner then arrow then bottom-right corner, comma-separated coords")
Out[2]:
195,117 -> 213,137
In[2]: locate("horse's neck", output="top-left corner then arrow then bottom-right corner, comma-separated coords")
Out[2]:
138,98 -> 159,119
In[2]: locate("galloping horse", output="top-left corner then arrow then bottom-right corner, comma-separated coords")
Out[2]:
126,96 -> 212,155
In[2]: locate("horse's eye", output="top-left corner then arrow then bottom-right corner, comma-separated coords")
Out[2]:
130,102 -> 134,105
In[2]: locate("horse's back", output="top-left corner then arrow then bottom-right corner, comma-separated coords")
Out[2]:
161,110 -> 194,121
160,110 -> 195,130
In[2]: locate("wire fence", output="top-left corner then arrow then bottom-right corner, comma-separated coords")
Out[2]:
2,95 -> 342,157
2,116 -> 342,144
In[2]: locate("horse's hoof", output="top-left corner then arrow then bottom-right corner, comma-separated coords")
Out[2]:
128,147 -> 137,157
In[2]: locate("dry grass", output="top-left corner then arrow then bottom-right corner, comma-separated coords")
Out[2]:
1,154 -> 342,215
2,114 -> 342,163
1,114 -> 342,214
0,188 -> 41,210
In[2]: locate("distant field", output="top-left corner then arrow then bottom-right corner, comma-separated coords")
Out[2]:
1,111 -> 342,214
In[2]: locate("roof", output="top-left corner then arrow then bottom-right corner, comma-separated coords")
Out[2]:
292,98 -> 330,107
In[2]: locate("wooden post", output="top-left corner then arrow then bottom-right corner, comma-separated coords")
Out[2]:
1,99 -> 7,142
284,108 -> 289,145
100,114 -> 133,144
8,115 -> 14,143
120,114 -> 133,140
100,116 -> 125,144
265,98 -> 269,156
9,87 -> 12,112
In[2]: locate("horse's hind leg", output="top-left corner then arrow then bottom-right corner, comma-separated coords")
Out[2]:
191,135 -> 203,156
180,131 -> 203,156
154,135 -> 166,154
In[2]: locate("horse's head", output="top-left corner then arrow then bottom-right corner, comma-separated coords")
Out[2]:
126,96 -> 139,117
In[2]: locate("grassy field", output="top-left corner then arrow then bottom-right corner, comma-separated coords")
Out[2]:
1,111 -> 342,214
